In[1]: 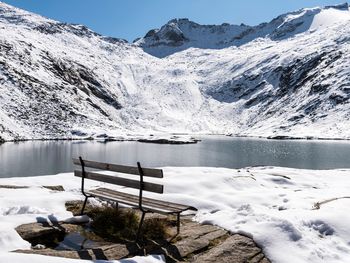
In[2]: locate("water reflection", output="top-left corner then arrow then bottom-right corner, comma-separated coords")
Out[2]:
1,136 -> 350,178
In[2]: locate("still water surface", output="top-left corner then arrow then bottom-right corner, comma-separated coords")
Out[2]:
1,136 -> 350,178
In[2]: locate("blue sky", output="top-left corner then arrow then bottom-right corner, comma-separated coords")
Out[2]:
2,0 -> 346,41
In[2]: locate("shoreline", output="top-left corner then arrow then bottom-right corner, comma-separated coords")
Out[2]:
2,133 -> 350,144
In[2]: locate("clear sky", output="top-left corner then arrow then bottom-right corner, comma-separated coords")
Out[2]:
1,0 -> 347,42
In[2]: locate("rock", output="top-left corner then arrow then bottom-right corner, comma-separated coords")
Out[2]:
15,222 -> 66,247
98,244 -> 130,260
266,135 -> 303,140
191,234 -> 270,263
65,200 -> 94,216
32,244 -> 46,250
42,185 -> 65,191
178,222 -> 226,240
14,243 -> 130,260
0,185 -> 29,189
137,138 -> 199,145
14,210 -> 270,262
175,229 -> 228,258
146,221 -> 228,261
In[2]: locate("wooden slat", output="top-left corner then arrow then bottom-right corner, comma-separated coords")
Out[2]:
74,170 -> 163,193
87,189 -> 173,214
99,187 -> 196,211
96,187 -> 195,211
72,158 -> 163,178
87,189 -> 183,214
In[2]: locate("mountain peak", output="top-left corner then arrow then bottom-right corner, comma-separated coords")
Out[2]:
325,2 -> 348,10
0,1 -> 54,26
135,3 -> 350,58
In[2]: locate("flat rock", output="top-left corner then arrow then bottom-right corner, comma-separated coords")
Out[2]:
179,222 -> 223,239
0,185 -> 29,189
42,185 -> 65,191
174,228 -> 228,258
191,234 -> 270,263
15,243 -> 130,260
16,222 -> 65,241
15,222 -> 82,247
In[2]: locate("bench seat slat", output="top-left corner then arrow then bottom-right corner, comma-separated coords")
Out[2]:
87,190 -> 175,214
74,170 -> 163,194
87,188 -> 196,213
87,188 -> 191,213
97,187 -> 197,212
73,158 -> 163,178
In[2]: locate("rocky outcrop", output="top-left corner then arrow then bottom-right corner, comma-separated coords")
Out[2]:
14,211 -> 270,263
137,137 -> 199,144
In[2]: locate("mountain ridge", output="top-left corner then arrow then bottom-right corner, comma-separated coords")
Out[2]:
135,3 -> 349,57
0,2 -> 350,140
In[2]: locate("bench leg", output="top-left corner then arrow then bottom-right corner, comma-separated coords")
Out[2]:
176,213 -> 181,234
80,196 -> 89,215
136,211 -> 146,241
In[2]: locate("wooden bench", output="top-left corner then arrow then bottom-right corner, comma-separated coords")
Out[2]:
73,157 -> 197,240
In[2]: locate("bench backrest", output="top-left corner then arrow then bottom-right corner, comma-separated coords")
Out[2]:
73,158 -> 164,194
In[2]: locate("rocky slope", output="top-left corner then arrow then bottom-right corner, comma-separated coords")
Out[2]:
0,2 -> 350,140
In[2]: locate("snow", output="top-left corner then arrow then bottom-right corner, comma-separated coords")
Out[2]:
1,3 -> 350,141
0,173 -> 165,262
0,253 -> 164,263
1,167 -> 350,262
310,7 -> 350,30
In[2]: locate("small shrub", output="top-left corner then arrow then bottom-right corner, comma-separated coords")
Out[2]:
65,201 -> 170,242
65,200 -> 90,215
90,207 -> 139,242
141,218 -> 169,240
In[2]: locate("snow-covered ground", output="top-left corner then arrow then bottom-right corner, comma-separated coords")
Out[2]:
1,167 -> 350,263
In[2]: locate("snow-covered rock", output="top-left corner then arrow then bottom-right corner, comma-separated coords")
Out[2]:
0,2 -> 350,140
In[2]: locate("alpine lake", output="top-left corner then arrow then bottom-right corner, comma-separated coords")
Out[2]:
1,135 -> 350,178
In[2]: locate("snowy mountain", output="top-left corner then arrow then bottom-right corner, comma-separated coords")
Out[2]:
0,2 -> 350,140
135,3 -> 349,57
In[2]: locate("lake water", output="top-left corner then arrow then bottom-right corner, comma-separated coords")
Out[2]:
1,136 -> 350,178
